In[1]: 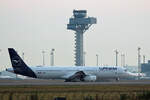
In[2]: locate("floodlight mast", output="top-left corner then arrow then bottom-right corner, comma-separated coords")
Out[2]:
67,10 -> 97,66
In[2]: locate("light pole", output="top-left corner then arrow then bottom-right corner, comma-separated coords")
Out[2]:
123,54 -> 125,67
115,50 -> 119,66
22,52 -> 24,60
42,51 -> 45,66
0,49 -> 2,72
138,47 -> 141,80
96,54 -> 99,66
83,52 -> 86,66
143,55 -> 145,63
50,49 -> 55,66
121,54 -> 123,67
121,54 -> 125,67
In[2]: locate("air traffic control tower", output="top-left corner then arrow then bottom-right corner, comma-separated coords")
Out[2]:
67,10 -> 97,66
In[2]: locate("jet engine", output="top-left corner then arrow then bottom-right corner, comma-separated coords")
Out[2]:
84,75 -> 97,82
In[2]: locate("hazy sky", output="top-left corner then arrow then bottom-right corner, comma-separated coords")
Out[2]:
0,0 -> 150,70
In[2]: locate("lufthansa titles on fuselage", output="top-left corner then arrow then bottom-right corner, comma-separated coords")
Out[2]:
99,67 -> 117,71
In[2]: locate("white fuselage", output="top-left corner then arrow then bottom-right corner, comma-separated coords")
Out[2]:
29,66 -> 134,79
7,66 -> 137,80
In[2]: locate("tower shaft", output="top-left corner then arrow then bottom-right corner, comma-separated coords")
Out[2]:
75,30 -> 84,66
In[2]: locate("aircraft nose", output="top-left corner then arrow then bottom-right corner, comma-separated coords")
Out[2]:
6,68 -> 14,73
127,72 -> 138,77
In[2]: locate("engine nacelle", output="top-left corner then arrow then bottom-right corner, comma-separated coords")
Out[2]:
84,75 -> 97,82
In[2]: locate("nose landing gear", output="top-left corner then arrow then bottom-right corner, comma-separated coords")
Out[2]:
116,77 -> 120,81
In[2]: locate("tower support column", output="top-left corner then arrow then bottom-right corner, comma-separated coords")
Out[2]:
75,30 -> 84,66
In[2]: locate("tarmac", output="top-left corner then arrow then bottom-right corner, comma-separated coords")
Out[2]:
0,79 -> 150,86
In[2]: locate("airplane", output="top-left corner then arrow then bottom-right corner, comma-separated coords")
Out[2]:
6,48 -> 138,82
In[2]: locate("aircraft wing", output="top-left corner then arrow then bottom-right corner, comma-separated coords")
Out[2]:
64,71 -> 86,82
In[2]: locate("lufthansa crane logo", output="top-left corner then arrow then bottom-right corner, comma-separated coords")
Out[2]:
12,57 -> 21,66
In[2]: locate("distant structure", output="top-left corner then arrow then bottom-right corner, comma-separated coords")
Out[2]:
141,60 -> 150,76
67,10 -> 97,66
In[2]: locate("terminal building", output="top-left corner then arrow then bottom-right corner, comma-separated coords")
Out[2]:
141,60 -> 150,76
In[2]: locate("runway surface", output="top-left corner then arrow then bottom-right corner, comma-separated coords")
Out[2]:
0,79 -> 150,86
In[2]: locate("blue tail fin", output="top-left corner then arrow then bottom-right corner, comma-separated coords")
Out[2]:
8,48 -> 37,78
